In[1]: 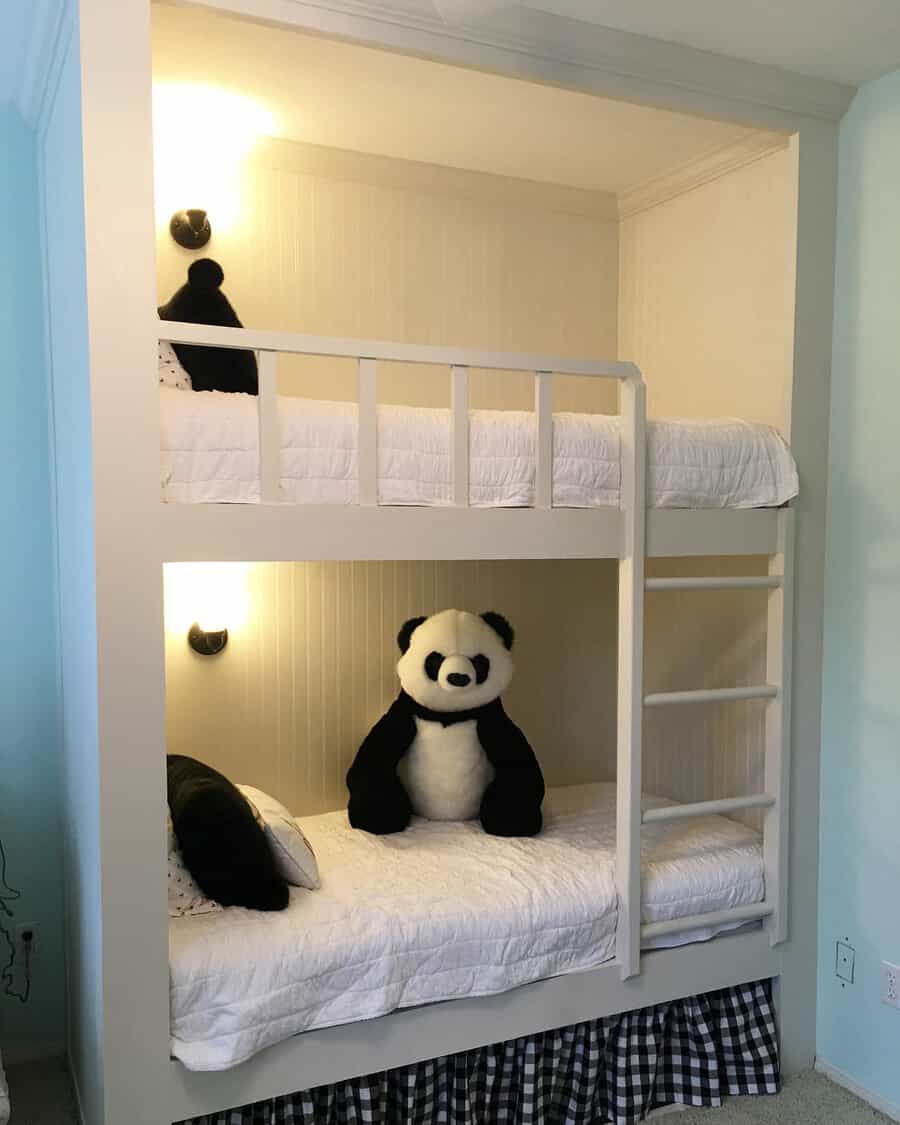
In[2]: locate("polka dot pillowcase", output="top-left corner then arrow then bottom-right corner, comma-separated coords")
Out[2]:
159,340 -> 192,391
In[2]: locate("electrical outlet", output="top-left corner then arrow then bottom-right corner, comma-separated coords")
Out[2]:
881,962 -> 900,1009
15,923 -> 38,962
835,940 -> 855,983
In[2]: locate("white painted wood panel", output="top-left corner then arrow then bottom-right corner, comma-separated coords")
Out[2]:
155,137 -> 620,414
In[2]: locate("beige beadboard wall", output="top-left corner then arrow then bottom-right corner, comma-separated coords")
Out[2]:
618,140 -> 799,432
156,137 -> 620,413
160,138 -> 797,830
616,145 -> 797,828
165,556 -> 768,827
164,560 -> 620,816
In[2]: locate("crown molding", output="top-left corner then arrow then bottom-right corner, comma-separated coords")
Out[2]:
182,0 -> 856,125
255,135 -> 619,219
618,130 -> 791,220
16,0 -> 72,129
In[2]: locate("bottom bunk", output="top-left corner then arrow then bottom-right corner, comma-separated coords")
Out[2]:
169,783 -> 767,1074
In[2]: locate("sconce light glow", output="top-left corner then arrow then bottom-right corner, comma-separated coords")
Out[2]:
152,83 -> 276,234
164,562 -> 251,641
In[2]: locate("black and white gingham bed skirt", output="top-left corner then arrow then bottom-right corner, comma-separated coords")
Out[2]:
177,979 -> 777,1125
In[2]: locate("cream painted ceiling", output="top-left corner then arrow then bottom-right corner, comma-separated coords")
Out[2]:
151,2 -> 767,196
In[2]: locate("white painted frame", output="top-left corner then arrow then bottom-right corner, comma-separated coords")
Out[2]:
57,0 -> 840,1119
151,321 -> 794,1111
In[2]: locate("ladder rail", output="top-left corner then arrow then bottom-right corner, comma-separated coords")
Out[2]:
639,519 -> 794,959
642,793 -> 775,824
765,509 -> 795,945
616,377 -> 647,981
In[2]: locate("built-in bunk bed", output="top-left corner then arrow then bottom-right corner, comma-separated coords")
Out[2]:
156,322 -> 794,1123
41,1 -> 847,1123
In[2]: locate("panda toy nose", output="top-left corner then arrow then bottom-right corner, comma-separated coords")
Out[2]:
447,672 -> 470,687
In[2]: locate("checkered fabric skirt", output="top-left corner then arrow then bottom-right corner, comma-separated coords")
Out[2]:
177,979 -> 777,1125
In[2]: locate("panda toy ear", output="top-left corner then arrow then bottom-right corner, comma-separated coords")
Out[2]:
481,611 -> 514,651
397,616 -> 427,653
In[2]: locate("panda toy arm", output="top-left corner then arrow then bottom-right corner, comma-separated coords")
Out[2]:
476,701 -> 545,837
346,695 -> 417,835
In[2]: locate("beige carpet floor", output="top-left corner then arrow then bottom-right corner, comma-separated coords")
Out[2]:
4,1061 -> 894,1124
666,1071 -> 893,1124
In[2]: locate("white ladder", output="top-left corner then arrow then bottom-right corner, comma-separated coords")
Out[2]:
617,507 -> 795,979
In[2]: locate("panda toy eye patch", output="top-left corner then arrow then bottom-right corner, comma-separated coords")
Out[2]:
425,651 -> 444,681
472,654 -> 490,684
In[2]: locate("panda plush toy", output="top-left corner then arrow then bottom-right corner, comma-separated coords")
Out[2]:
346,609 -> 544,837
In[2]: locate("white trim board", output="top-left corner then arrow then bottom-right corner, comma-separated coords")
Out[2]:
156,505 -> 783,564
815,1058 -> 900,1123
181,0 -> 855,127
255,136 -> 619,219
618,131 -> 791,220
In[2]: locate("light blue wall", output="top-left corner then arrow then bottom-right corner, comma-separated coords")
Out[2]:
0,105 -> 66,1057
41,27 -> 104,1118
819,69 -> 900,1112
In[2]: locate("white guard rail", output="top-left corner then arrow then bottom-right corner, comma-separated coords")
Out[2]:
157,321 -> 791,982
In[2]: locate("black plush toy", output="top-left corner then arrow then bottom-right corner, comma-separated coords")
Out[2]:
158,258 -> 258,395
346,610 -> 545,837
167,754 -> 288,911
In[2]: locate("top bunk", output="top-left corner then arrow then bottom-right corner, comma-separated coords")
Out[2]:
156,320 -> 797,563
150,5 -> 800,565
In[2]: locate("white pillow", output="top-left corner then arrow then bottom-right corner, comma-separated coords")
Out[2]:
167,816 -> 222,918
159,339 -> 192,390
238,785 -> 320,890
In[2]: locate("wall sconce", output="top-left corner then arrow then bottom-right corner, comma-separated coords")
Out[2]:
170,208 -> 212,250
164,562 -> 250,657
188,621 -> 228,656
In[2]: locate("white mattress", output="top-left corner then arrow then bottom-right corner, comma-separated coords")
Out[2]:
169,782 -> 764,1072
160,389 -> 798,509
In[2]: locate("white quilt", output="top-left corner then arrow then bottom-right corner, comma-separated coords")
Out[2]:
169,782 -> 764,1072
160,389 -> 798,509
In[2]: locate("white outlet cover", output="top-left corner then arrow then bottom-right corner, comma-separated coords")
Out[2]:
881,961 -> 900,1009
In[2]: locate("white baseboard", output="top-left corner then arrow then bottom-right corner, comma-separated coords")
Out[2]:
815,1057 -> 900,1123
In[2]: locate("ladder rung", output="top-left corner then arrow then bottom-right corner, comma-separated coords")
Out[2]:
644,684 -> 778,707
641,901 -> 774,941
645,575 -> 782,592
642,794 -> 775,824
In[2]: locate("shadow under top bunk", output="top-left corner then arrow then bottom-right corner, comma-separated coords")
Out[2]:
156,322 -> 797,562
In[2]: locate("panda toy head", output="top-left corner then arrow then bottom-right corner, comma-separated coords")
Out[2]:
396,609 -> 514,713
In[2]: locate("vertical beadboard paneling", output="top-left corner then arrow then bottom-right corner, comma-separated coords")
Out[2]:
156,138 -> 619,413
158,143 -> 788,829
165,560 -> 619,816
643,556 -> 770,830
618,145 -> 798,432
616,152 -> 796,830
165,557 -> 767,824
